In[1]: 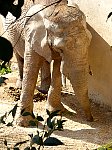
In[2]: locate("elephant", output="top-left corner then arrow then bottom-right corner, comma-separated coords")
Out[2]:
2,8 -> 51,91
3,0 -> 93,126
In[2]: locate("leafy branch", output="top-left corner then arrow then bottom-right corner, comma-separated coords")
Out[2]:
0,104 -> 66,149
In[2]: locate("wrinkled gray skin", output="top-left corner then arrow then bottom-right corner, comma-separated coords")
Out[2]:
3,3 -> 51,92
15,50 -> 51,93
6,28 -> 51,93
4,0 -> 93,126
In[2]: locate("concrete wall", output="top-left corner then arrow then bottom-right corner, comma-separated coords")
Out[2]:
72,0 -> 112,109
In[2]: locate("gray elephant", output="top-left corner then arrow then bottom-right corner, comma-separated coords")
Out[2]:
4,0 -> 93,126
2,6 -> 51,93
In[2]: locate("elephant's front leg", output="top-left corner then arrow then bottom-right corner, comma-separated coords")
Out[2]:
46,55 -> 65,112
17,46 -> 43,127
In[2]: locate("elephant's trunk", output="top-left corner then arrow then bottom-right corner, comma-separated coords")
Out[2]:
63,30 -> 93,121
69,66 -> 93,121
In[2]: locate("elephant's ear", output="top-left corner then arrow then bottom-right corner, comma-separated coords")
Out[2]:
40,35 -> 52,62
25,4 -> 44,17
25,5 -> 52,62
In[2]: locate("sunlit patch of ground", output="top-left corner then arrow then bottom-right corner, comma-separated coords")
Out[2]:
0,71 -> 112,150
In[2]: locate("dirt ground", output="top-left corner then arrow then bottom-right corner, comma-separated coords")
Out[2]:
0,70 -> 112,150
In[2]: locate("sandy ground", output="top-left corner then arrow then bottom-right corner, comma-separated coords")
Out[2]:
0,71 -> 112,150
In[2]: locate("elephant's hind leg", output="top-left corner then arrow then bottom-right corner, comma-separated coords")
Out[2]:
37,60 -> 51,94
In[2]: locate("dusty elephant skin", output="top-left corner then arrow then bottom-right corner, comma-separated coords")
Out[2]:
4,0 -> 93,126
2,1 -> 51,91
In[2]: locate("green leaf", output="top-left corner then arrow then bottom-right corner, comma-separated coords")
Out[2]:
0,76 -> 8,85
36,116 -> 44,122
11,104 -> 18,118
47,118 -> 53,129
96,142 -> 112,150
0,66 -> 12,75
44,131 -> 49,137
31,112 -> 35,119
46,109 -> 60,118
50,110 -> 60,118
32,135 -> 39,145
22,112 -> 32,116
46,109 -> 50,116
107,12 -> 112,21
24,147 -> 30,150
4,139 -> 7,146
14,140 -> 29,147
38,137 -> 43,146
8,104 -> 18,118
44,137 -> 64,146
13,148 -> 20,150
97,148 -> 107,150
31,147 -> 36,150
29,120 -> 36,126
51,118 -> 56,127
57,120 -> 66,130
28,134 -> 33,139
6,122 -> 13,126
0,120 -> 5,124
21,108 -> 25,115
0,113 -> 7,124
32,135 -> 43,146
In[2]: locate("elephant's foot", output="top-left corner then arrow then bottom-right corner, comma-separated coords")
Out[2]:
16,115 -> 35,127
83,107 -> 93,122
16,79 -> 22,89
85,112 -> 93,122
46,102 -> 66,114
82,101 -> 93,122
16,115 -> 48,129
